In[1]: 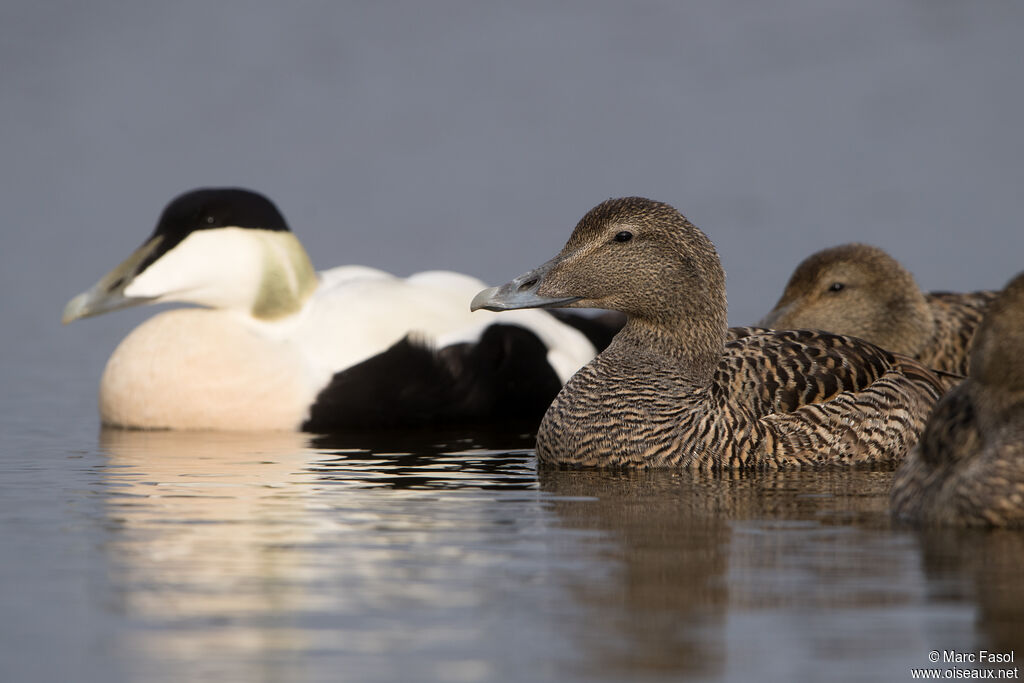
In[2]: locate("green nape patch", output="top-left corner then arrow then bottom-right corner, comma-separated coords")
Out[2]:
251,233 -> 318,320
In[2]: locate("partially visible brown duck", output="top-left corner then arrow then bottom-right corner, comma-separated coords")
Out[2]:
758,243 -> 996,374
891,272 -> 1024,527
472,197 -> 948,469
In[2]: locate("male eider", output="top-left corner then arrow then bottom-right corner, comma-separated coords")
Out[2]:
758,244 -> 996,375
63,188 -> 610,432
891,272 -> 1024,527
472,197 -> 948,469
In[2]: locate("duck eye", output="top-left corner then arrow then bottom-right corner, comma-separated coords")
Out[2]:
613,231 -> 633,243
828,282 -> 845,293
205,215 -> 216,225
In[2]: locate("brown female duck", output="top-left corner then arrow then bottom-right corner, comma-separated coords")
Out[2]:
472,197 -> 948,469
891,272 -> 1024,527
758,244 -> 996,374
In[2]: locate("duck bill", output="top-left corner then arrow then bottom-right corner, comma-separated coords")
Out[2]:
61,238 -> 162,324
470,258 -> 581,312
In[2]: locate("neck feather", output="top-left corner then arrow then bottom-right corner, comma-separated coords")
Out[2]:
606,314 -> 726,383
251,232 -> 318,319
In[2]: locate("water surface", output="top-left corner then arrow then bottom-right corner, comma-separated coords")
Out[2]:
2,426 -> 1020,682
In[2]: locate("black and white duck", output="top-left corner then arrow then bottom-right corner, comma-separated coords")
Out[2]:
63,188 -> 611,432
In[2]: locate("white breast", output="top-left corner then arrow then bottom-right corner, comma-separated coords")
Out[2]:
99,308 -> 316,431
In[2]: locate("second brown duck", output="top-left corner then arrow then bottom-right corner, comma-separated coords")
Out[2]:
758,243 -> 996,374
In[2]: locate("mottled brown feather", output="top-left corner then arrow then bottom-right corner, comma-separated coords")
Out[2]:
892,272 -> 1024,527
539,327 -> 945,469
920,291 -> 998,373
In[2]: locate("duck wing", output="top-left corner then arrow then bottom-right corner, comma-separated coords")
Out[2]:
718,329 -> 947,467
720,329 -> 897,413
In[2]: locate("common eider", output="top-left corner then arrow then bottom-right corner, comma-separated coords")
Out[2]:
891,272 -> 1024,527
758,243 -> 996,374
63,188 -> 610,432
472,197 -> 948,469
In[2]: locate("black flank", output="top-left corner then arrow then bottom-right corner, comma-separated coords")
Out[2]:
303,324 -> 563,432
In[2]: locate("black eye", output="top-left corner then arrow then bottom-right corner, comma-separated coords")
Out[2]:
205,215 -> 216,225
828,282 -> 845,292
614,231 -> 633,243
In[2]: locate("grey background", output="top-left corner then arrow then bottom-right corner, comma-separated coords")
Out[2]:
2,0 -> 1023,410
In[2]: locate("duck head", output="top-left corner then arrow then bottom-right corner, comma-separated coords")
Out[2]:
758,243 -> 934,356
62,188 -> 318,324
473,197 -> 728,369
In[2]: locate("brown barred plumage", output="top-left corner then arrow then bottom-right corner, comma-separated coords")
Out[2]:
891,272 -> 1024,527
537,326 -> 945,469
757,243 -> 996,374
474,197 -> 948,469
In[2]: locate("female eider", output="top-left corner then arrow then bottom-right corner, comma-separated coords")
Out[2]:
63,188 -> 607,432
472,197 -> 949,469
758,244 -> 996,375
891,272 -> 1024,527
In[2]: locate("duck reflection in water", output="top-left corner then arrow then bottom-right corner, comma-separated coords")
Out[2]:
537,468 -> 950,680
94,427 -> 550,679
98,429 -> 324,673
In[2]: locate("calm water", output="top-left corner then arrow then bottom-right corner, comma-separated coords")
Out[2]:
2,421 -> 1021,682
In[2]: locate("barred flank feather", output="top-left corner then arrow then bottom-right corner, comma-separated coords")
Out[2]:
537,328 -> 946,469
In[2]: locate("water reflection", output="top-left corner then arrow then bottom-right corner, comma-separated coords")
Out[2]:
309,425 -> 537,491
93,429 -> 1024,682
96,428 -> 575,682
539,470 -> 736,680
911,528 -> 1024,656
99,429 -> 325,675
536,468 -> 973,681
